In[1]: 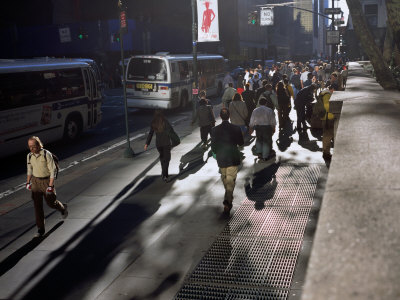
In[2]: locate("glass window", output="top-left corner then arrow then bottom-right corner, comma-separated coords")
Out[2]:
178,61 -> 189,80
0,72 -> 46,111
127,58 -> 167,81
56,69 -> 85,99
364,4 -> 378,27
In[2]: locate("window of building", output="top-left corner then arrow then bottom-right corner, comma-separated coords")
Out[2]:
364,4 -> 378,27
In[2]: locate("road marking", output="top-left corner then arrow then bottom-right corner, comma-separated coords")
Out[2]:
0,116 -> 188,200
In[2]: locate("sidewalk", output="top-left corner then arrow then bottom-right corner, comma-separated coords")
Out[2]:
0,89 -> 328,299
301,63 -> 400,300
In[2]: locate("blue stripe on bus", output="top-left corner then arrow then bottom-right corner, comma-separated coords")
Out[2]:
52,97 -> 89,111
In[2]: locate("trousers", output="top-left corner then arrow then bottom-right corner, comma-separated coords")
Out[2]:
322,119 -> 334,155
255,125 -> 273,159
219,166 -> 238,206
31,176 -> 65,231
157,145 -> 171,177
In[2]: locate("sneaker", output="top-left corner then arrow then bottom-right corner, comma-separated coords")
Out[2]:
34,229 -> 45,238
61,204 -> 68,219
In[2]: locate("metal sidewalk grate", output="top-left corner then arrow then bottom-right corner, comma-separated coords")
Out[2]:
175,164 -> 322,300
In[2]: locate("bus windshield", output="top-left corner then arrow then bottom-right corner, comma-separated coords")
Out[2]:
127,58 -> 167,81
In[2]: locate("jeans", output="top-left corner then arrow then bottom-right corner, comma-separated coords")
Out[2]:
255,125 -> 273,159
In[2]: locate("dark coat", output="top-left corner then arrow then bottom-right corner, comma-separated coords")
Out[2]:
194,99 -> 215,127
211,121 -> 244,168
294,85 -> 315,107
146,119 -> 173,147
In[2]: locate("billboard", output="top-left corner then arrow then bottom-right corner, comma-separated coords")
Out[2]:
197,0 -> 220,42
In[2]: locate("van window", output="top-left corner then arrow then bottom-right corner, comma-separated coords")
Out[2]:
127,58 -> 167,81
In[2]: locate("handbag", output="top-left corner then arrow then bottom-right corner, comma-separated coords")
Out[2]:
167,125 -> 180,147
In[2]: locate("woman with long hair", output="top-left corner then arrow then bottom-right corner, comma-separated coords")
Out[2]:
144,110 -> 175,182
276,81 -> 291,129
228,92 -> 248,137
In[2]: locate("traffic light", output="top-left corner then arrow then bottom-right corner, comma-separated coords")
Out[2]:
112,33 -> 120,43
78,28 -> 88,40
247,11 -> 258,25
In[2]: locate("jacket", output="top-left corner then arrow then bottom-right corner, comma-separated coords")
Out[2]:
195,101 -> 215,127
145,119 -> 173,147
294,85 -> 315,107
222,87 -> 236,107
229,100 -> 248,126
211,121 -> 244,168
320,89 -> 335,121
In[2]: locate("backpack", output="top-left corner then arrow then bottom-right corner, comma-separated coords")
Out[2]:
314,92 -> 328,119
29,149 -> 60,179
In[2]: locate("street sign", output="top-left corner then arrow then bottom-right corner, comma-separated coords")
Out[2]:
192,89 -> 199,95
324,8 -> 341,14
333,19 -> 345,26
59,27 -> 71,43
326,30 -> 340,45
260,8 -> 274,26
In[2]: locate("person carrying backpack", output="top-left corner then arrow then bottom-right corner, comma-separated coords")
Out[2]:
192,90 -> 216,148
26,136 -> 68,238
316,85 -> 335,160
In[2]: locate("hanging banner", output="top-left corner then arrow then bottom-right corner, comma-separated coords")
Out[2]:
197,0 -> 220,42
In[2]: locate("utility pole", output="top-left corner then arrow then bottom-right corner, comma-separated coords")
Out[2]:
331,0 -> 336,71
191,0 -> 198,121
118,0 -> 134,158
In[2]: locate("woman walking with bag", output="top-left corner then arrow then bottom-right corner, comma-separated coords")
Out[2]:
229,93 -> 248,138
144,110 -> 179,182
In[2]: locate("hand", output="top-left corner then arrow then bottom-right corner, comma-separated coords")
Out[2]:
26,183 -> 32,191
144,144 -> 148,151
46,186 -> 54,196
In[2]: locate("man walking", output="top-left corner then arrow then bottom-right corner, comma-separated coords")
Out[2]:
211,108 -> 244,214
221,82 -> 236,108
26,136 -> 68,237
249,97 -> 277,161
294,84 -> 316,131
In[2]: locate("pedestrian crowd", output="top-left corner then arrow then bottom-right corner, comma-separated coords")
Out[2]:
26,59 -> 345,231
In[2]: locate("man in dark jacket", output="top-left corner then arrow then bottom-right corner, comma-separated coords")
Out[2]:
192,90 -> 216,148
211,108 -> 244,214
241,83 -> 256,125
294,84 -> 316,131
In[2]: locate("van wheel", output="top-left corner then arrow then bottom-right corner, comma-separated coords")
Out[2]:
64,115 -> 82,141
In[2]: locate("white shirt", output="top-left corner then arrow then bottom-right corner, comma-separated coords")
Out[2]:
244,71 -> 250,83
249,106 -> 276,128
300,71 -> 310,83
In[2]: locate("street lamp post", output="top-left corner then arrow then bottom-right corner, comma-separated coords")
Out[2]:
118,0 -> 134,158
331,0 -> 336,71
191,0 -> 198,121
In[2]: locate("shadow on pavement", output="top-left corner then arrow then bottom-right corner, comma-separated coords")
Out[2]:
244,162 -> 280,210
0,221 -> 63,277
298,130 -> 320,152
177,143 -> 212,180
17,175 -> 169,300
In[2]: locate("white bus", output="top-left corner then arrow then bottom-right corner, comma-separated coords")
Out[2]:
0,59 -> 102,158
125,53 -> 225,109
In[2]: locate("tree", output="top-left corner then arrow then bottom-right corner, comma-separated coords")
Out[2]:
346,0 -> 398,89
385,0 -> 400,66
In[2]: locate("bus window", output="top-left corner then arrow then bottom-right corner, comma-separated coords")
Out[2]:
178,61 -> 189,80
0,72 -> 46,111
127,58 -> 167,81
57,69 -> 85,98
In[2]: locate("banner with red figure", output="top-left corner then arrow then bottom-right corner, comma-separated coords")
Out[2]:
197,0 -> 219,42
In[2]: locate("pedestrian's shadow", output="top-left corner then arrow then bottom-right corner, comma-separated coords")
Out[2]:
12,174 -> 174,300
298,130 -> 320,152
177,142 -> 212,180
244,162 -> 280,210
276,121 -> 294,152
0,222 -> 63,277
